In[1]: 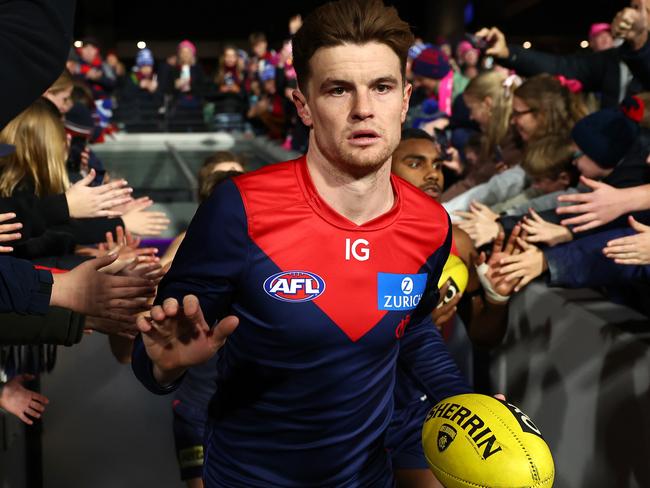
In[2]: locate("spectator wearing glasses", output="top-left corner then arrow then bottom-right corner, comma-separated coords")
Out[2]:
444,74 -> 587,215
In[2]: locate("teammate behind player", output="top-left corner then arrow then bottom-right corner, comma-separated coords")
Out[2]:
133,1 -> 471,486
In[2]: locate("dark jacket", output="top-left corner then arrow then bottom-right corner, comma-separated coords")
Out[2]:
169,64 -> 206,100
0,257 -> 52,315
0,307 -> 84,345
544,227 -> 650,288
0,0 -> 76,130
0,180 -> 123,257
499,39 -> 650,108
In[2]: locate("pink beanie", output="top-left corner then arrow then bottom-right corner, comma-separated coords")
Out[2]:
456,40 -> 476,59
178,39 -> 197,56
589,23 -> 611,39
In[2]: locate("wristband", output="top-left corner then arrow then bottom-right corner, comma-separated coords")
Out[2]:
475,263 -> 510,304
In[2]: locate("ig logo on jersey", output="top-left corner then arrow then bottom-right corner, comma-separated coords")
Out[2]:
263,270 -> 326,303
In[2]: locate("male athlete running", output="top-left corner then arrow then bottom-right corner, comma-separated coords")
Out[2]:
133,1 -> 470,486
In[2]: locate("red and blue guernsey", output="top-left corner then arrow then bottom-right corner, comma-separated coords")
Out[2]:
132,156 -> 470,487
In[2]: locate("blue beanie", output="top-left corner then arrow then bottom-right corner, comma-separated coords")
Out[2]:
408,42 -> 433,60
571,109 -> 639,169
136,48 -> 154,67
412,46 -> 451,80
64,103 -> 94,137
260,64 -> 276,82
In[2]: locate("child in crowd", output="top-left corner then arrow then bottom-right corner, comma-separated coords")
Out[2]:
442,70 -> 522,201
210,46 -> 247,132
43,69 -> 74,115
455,135 -> 577,248
67,37 -> 116,101
486,104 -> 650,302
169,40 -> 206,131
444,74 -> 588,215
119,48 -> 163,131
410,45 -> 468,116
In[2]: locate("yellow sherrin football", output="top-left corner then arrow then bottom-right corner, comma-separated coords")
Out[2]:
422,393 -> 554,488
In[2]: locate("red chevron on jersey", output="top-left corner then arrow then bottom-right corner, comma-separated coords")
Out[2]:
235,157 -> 449,341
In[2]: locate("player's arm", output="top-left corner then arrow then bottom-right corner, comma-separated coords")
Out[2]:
131,180 -> 248,393
400,220 -> 472,403
399,314 -> 472,404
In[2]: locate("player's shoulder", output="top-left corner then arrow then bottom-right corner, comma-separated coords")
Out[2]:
233,158 -> 305,216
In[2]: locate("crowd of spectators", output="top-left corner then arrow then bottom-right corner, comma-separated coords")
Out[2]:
65,15 -> 308,152
2,0 -> 650,486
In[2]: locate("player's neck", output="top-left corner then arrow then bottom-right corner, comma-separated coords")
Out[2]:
305,148 -> 394,226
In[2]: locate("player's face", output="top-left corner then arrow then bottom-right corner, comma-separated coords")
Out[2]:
392,138 -> 445,200
297,42 -> 411,175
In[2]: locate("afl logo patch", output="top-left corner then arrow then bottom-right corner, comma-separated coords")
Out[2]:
263,270 -> 326,303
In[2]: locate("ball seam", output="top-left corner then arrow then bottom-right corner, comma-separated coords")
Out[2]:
479,399 -> 541,483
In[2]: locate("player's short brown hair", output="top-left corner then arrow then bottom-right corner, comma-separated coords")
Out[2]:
292,0 -> 414,93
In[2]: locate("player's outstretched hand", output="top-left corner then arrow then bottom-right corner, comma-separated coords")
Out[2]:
136,295 -> 239,385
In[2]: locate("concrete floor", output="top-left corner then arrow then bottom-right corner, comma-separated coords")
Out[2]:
41,333 -> 184,488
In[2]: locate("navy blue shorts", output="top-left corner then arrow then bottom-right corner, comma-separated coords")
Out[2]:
172,400 -> 208,481
385,397 -> 432,470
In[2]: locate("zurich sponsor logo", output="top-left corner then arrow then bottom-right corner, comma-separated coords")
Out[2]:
378,272 -> 428,311
263,270 -> 326,303
401,277 -> 414,294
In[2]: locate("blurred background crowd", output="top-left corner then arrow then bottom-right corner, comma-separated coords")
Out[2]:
1,0 -> 650,487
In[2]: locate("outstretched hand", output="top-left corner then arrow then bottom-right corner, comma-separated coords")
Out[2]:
0,212 -> 22,252
556,177 -> 627,232
0,374 -> 49,425
136,295 -> 239,385
121,201 -> 170,237
521,208 -> 573,247
476,224 -> 524,298
496,237 -> 546,293
475,27 -> 509,58
65,169 -> 133,219
611,0 -> 648,50
50,253 -> 156,322
91,225 -> 160,271
603,216 -> 650,265
455,201 -> 500,248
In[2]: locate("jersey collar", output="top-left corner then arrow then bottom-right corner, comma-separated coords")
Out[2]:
295,155 -> 402,231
